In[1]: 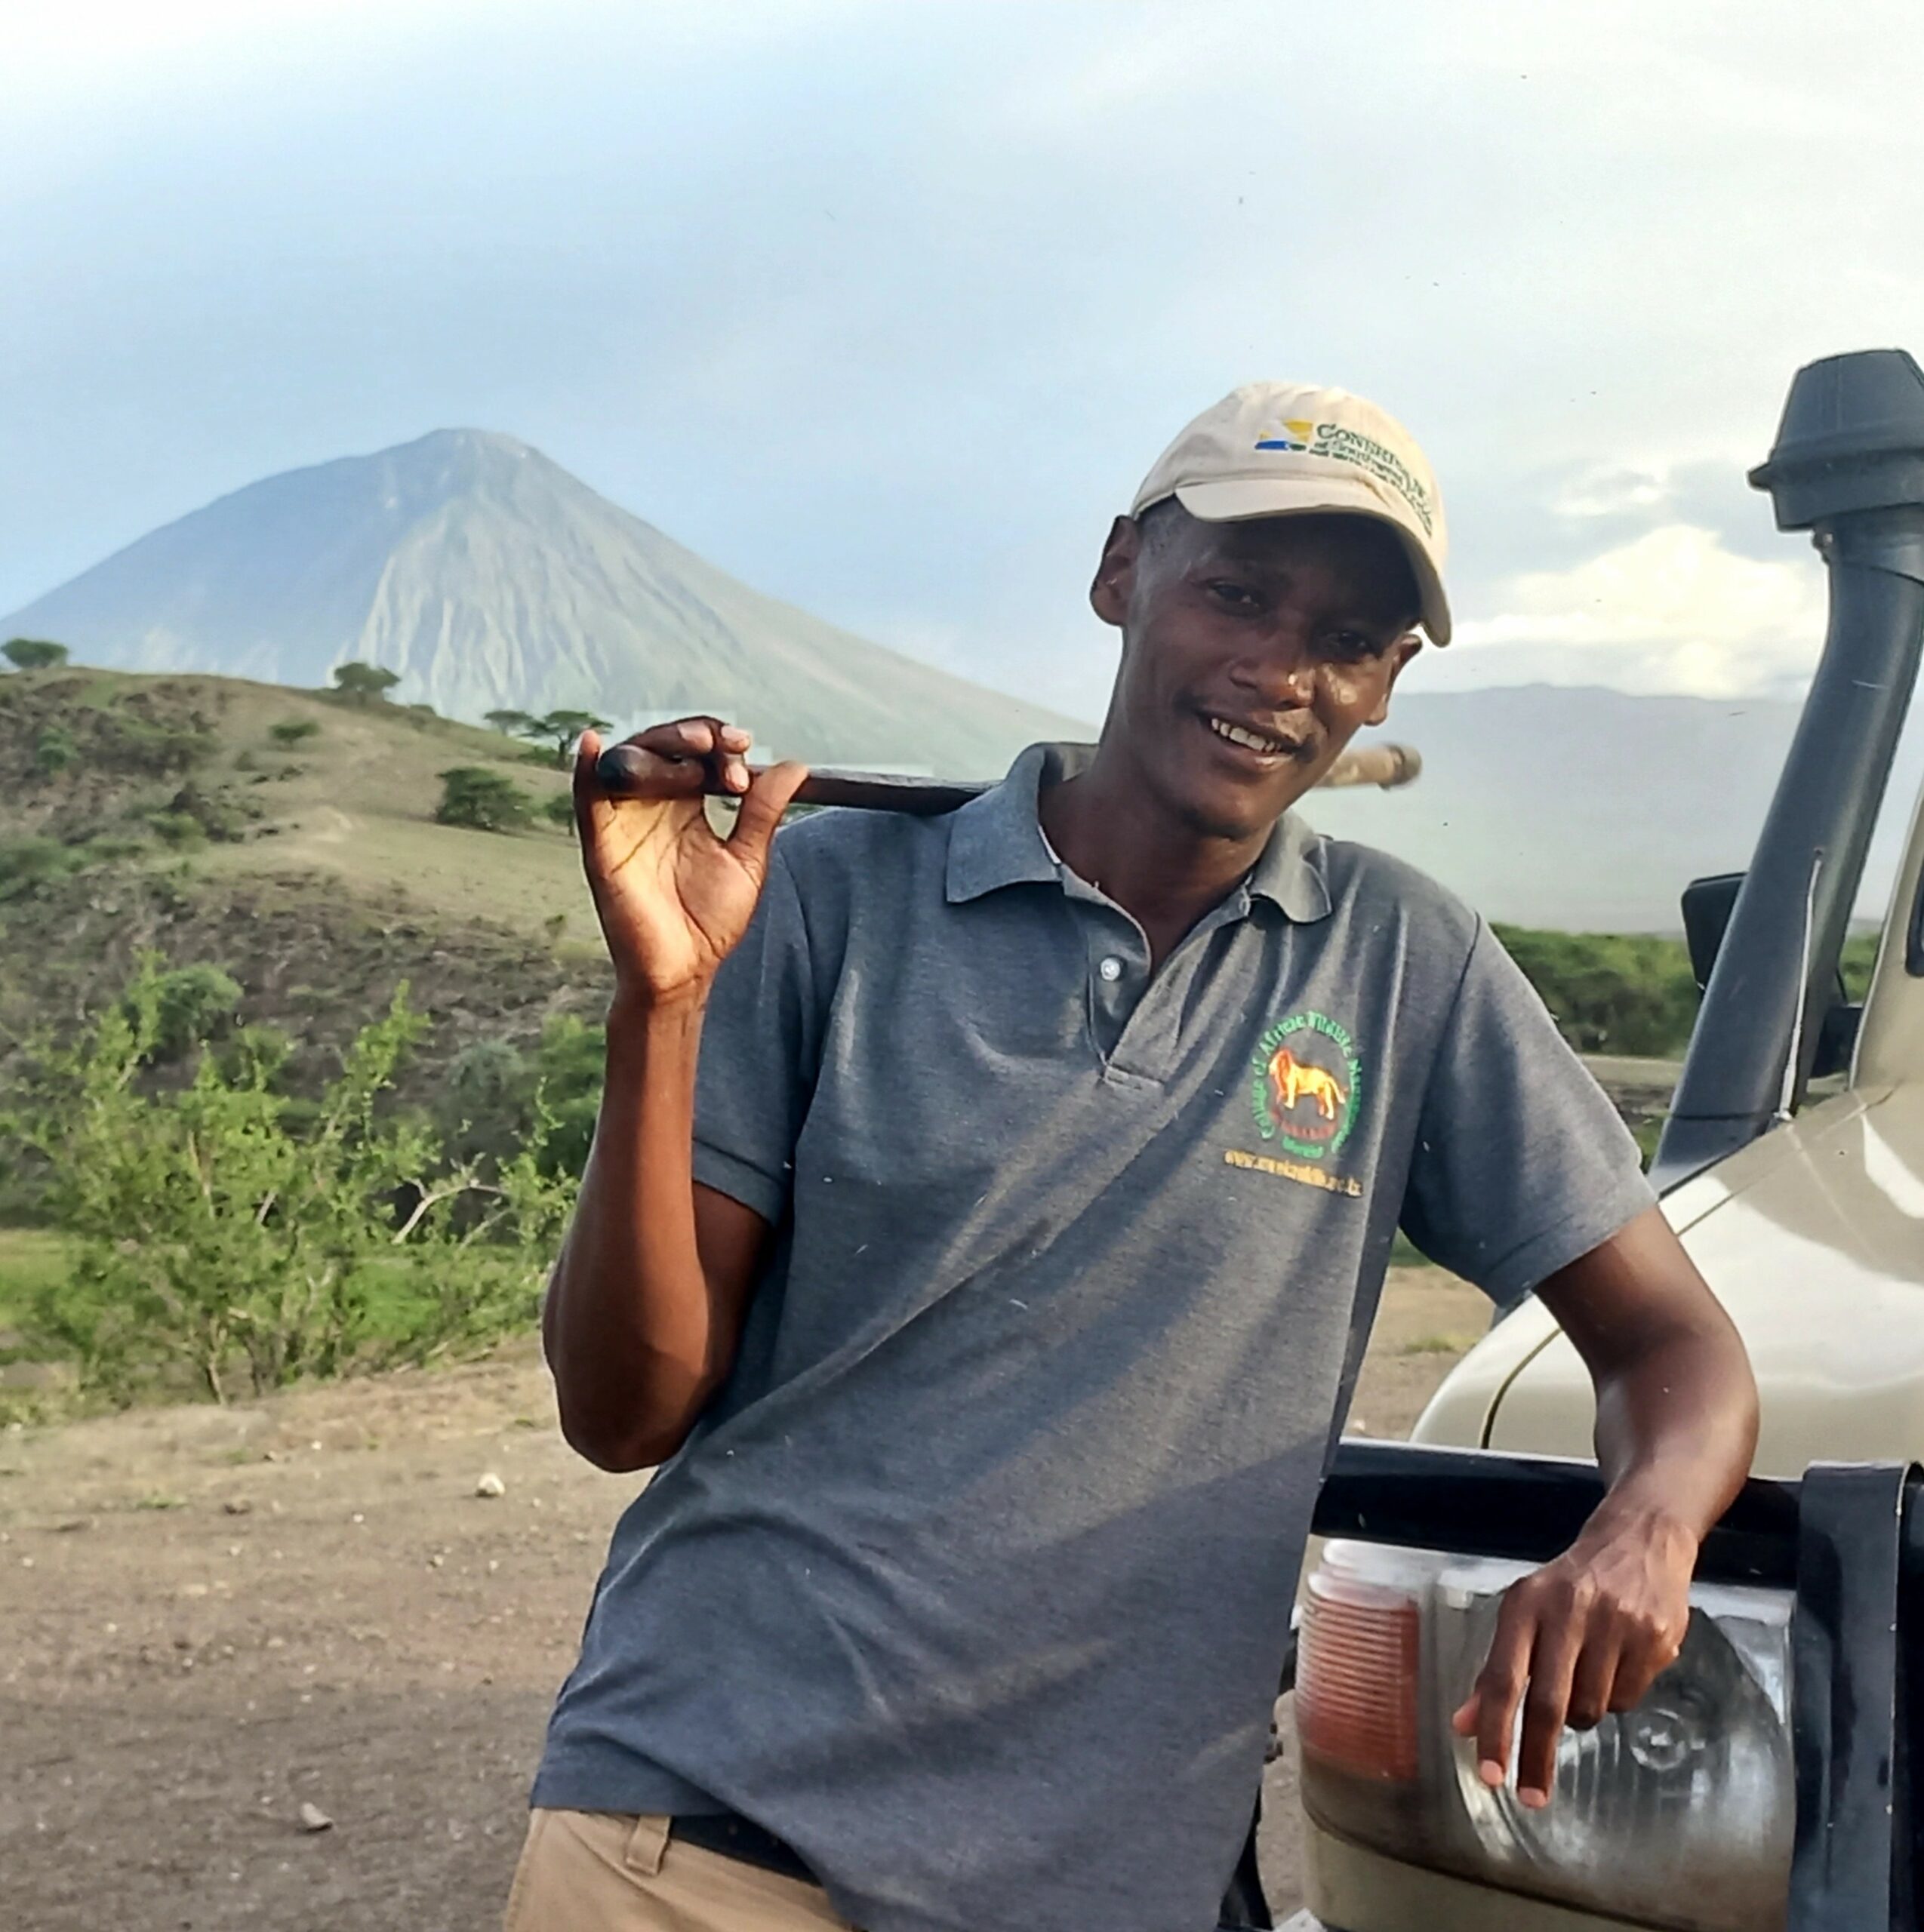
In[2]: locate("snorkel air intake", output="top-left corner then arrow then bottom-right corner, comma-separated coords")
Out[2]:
1652,350 -> 1924,1191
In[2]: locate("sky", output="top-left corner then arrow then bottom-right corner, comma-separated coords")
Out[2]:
5,0 -> 1924,722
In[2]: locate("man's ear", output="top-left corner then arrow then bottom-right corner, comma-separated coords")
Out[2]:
1365,633 -> 1423,728
1089,515 -> 1141,629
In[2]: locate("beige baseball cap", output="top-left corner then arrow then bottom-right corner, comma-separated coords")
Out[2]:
1130,380 -> 1451,644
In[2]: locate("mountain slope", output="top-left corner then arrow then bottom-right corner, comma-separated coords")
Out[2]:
0,430 -> 1088,774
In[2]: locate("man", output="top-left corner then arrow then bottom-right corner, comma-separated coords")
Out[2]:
515,383 -> 1759,1932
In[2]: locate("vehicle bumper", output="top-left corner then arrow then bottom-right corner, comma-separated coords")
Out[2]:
1289,1817 -> 1650,1932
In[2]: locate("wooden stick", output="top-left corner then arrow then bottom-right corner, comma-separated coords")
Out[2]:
593,741 -> 1421,815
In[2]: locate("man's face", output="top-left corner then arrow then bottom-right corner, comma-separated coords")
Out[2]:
1089,506 -> 1422,841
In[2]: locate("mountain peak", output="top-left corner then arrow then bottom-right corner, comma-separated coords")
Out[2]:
397,427 -> 537,461
0,434 -> 1088,774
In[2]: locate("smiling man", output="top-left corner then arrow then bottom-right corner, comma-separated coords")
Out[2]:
516,383 -> 1759,1932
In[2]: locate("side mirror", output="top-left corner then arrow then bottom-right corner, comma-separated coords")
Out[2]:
1682,872 -> 1745,993
1681,869 -> 1861,1078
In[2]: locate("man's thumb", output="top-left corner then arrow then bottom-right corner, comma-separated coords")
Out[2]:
728,761 -> 811,863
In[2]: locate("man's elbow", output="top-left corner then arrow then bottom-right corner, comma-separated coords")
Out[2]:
556,1405 -> 688,1474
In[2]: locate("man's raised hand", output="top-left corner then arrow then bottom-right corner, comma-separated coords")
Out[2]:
572,717 -> 808,1006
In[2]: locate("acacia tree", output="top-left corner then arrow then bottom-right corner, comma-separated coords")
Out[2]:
331,663 -> 401,704
4,638 -> 68,670
533,709 -> 612,764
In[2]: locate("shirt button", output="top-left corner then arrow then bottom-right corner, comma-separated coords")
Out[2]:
1098,955 -> 1124,983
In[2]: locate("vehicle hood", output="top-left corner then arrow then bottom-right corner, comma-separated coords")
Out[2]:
1412,1081 -> 1924,1478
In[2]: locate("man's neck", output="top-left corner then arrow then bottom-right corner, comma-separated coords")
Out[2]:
1037,748 -> 1274,968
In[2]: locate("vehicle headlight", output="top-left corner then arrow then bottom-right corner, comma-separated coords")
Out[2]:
1296,1540 -> 1793,1932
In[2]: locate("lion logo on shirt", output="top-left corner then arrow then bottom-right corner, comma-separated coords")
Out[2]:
1265,1046 -> 1347,1123
1249,1011 -> 1363,1160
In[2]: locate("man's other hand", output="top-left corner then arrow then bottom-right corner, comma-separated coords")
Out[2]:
1445,1204 -> 1756,1810
1449,1498 -> 1695,1807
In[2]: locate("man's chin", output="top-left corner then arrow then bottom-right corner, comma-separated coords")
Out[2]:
1171,786 -> 1290,845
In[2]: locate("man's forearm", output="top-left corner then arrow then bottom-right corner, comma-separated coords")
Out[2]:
543,992 -> 722,1469
1587,1319 -> 1759,1549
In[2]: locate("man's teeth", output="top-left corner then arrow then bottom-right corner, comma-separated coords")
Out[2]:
1208,715 -> 1288,755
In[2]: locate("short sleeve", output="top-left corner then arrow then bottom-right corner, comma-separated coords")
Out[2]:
691,847 -> 821,1228
1400,919 -> 1655,1304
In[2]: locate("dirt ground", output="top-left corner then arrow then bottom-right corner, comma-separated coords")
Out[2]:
0,1267 -> 1494,1932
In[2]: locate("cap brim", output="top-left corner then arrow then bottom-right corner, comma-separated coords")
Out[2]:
1169,477 -> 1451,645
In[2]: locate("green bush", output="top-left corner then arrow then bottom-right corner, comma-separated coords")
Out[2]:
4,638 -> 68,671
435,1014 -> 602,1180
7,958 -> 577,1403
141,964 -> 244,1061
331,663 -> 400,704
146,810 -> 206,850
436,766 -> 534,832
269,718 -> 319,746
542,790 -> 576,832
34,725 -> 77,772
0,837 -> 85,902
1493,925 -> 1701,1057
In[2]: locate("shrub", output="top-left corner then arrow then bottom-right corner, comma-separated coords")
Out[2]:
331,663 -> 400,704
34,725 -> 77,773
146,810 -> 207,850
542,790 -> 576,832
8,959 -> 577,1403
0,837 -> 84,902
4,638 -> 68,671
141,964 -> 244,1061
269,718 -> 319,746
436,766 -> 534,832
1494,925 -> 1701,1057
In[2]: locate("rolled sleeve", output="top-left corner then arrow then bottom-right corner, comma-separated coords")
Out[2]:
1400,920 -> 1655,1305
691,846 -> 820,1229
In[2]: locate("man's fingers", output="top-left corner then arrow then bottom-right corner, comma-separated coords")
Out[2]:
1565,1626 -> 1624,1734
728,761 -> 811,866
1512,1620 -> 1584,1807
572,728 -> 605,840
593,741 -> 714,801
597,718 -> 756,797
1606,1609 -> 1686,1715
1466,1595 -> 1535,1791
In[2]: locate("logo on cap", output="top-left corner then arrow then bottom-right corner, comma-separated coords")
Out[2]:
1249,420 -> 1436,537
1253,418 -> 1316,454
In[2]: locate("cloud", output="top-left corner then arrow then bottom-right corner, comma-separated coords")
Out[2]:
1437,524 -> 1828,697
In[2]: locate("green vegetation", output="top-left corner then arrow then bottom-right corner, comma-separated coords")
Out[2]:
4,638 -> 68,670
485,706 -> 613,766
1493,925 -> 1698,1057
4,957 -> 576,1405
331,662 -> 401,703
0,836 -> 91,902
436,765 -> 536,832
269,717 -> 320,746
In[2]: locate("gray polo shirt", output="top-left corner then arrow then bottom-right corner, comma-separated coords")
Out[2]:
534,742 -> 1652,1932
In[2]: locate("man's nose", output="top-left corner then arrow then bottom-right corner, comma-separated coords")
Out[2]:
1227,635 -> 1317,706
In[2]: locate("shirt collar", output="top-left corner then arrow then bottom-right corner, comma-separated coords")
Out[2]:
944,741 -> 1333,924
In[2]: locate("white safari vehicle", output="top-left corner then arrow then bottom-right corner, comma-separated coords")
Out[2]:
1285,349 -> 1924,1932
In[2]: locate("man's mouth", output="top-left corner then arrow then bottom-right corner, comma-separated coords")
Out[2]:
1203,713 -> 1304,759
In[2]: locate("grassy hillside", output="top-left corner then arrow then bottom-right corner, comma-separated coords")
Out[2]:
0,666 -> 611,1132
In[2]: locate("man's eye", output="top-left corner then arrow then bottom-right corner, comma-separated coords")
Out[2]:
1325,629 -> 1381,660
1208,581 -> 1261,611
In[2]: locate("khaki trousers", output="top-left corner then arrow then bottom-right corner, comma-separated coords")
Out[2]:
503,1809 -> 853,1932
